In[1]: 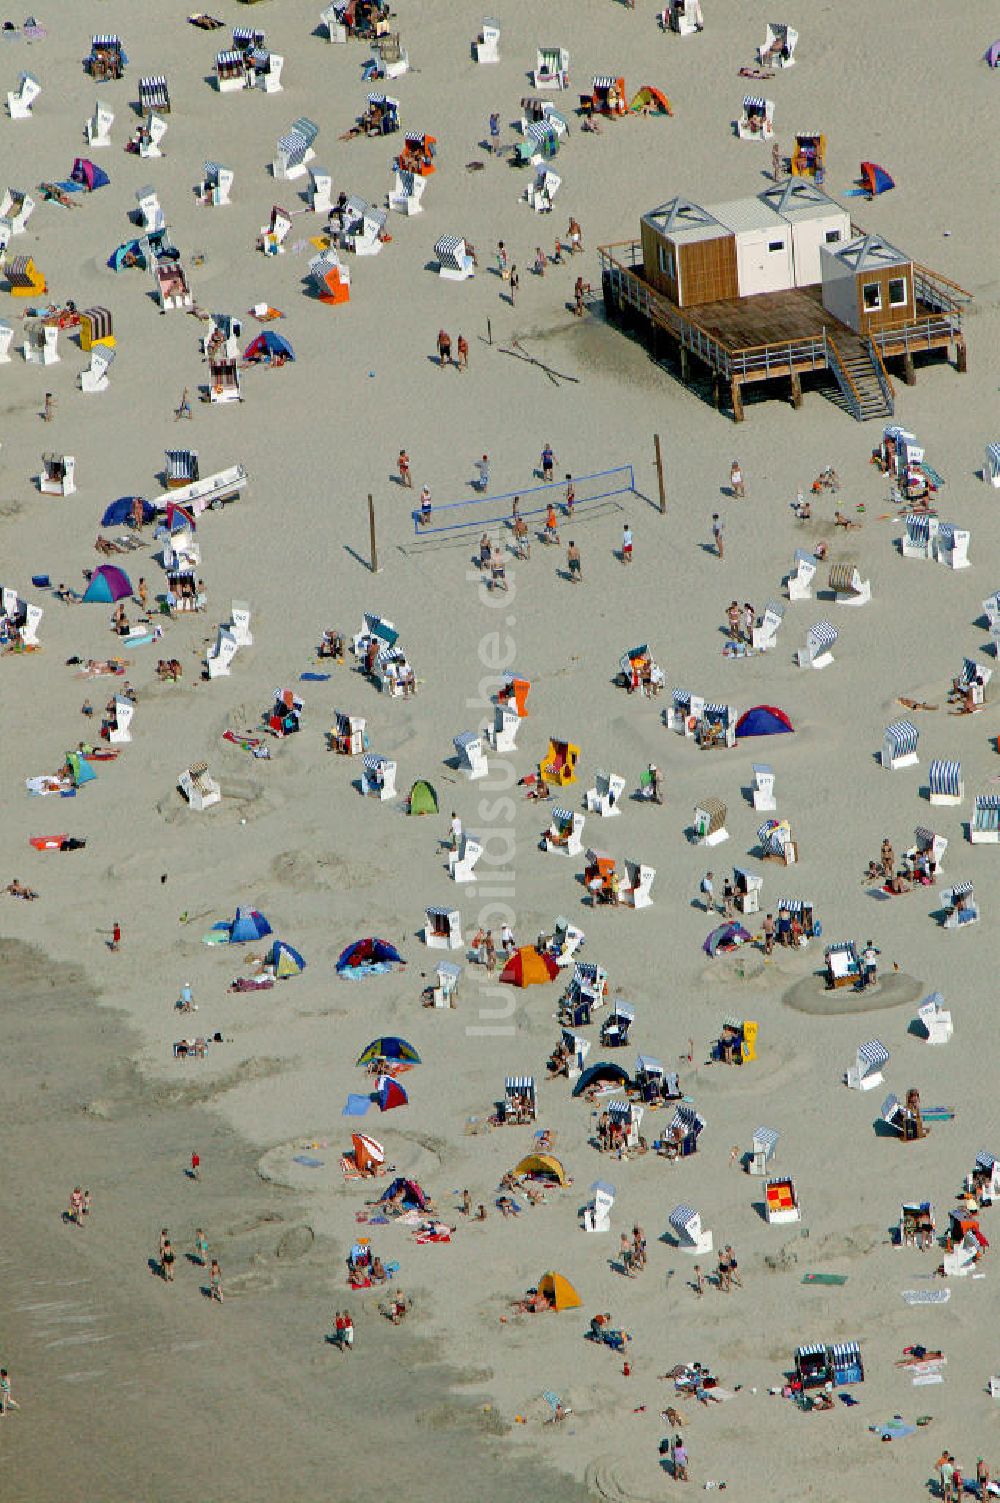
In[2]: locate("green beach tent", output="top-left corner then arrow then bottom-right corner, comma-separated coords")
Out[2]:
408,779 -> 439,816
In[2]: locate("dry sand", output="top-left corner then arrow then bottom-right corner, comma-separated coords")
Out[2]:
2,3 -> 1000,1499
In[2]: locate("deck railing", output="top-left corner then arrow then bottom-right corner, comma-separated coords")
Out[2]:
864,336 -> 895,410
872,314 -> 957,356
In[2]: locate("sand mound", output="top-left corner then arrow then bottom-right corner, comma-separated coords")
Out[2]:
585,1455 -> 663,1503
783,971 -> 922,1015
270,847 -> 385,892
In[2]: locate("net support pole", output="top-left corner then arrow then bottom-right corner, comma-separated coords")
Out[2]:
368,492 -> 379,573
654,433 -> 667,514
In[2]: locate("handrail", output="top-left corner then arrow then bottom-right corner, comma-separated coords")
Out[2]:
912,261 -> 973,302
864,336 -> 894,410
825,333 -> 864,412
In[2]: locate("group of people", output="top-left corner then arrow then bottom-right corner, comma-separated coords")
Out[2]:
724,599 -> 758,645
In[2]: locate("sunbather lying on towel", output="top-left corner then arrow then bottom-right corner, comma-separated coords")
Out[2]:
6,878 -> 39,900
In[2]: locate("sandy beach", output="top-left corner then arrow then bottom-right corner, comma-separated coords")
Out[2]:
3,3 -> 1000,1500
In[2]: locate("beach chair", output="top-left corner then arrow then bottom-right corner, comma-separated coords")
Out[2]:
361,754 -> 397,802
0,188 -> 34,235
199,162 -> 233,208
331,711 -> 365,756
540,739 -> 579,786
525,167 -> 561,214
563,962 -> 608,1019
796,620 -> 837,670
388,169 -> 424,216
732,867 -> 763,915
664,0 -> 704,34
749,1126 -> 779,1176
22,321 -> 58,367
473,19 -> 500,63
824,941 -> 859,989
928,759 -> 963,806
752,600 -> 784,652
881,719 -> 919,771
424,905 -> 462,950
431,959 -> 461,1007
759,22 -> 798,67
758,818 -> 795,863
504,1075 -> 536,1124
259,205 -> 293,256
830,1343 -> 864,1385
599,1001 -> 634,1049
178,761 -> 221,811
936,522 -> 970,571
5,255 -> 45,298
308,249 -> 350,304
666,688 -> 694,734
88,34 -> 128,81
215,49 -> 249,92
585,770 -> 625,817
107,697 -> 134,745
534,47 -> 570,90
583,1180 -> 615,1234
786,550 -> 817,601
487,704 -> 520,755
154,262 -> 192,311
916,992 -> 953,1044
135,186 -> 164,234
621,860 -> 655,909
669,1204 -> 712,1254
829,562 -> 871,607
845,1039 -> 889,1091
308,168 -> 333,214
138,76 -> 170,115
342,197 -> 387,257
252,51 -> 284,93
18,601 -> 42,647
38,454 -> 75,496
0,321 -> 15,364
209,357 -> 240,403
7,73 -> 41,120
273,117 -> 319,180
79,345 -> 115,394
541,808 -> 585,858
608,1099 -> 643,1149
449,832 -> 483,884
737,95 -> 775,141
560,1028 -> 590,1079
669,1104 -> 706,1157
205,626 -> 238,679
765,1177 -> 800,1224
902,512 -> 936,561
434,235 -> 475,281
698,703 -> 736,750
795,1345 -> 832,1389
971,793 -> 1000,844
906,826 -> 946,877
497,675 -> 530,718
985,442 -> 1000,489
694,798 -> 728,847
751,764 -> 776,812
321,3 -> 347,43
454,731 -> 488,781
942,880 -> 978,929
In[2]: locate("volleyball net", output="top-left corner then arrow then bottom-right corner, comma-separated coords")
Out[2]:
410,464 -> 636,536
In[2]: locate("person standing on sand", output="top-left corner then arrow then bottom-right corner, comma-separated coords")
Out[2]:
456,334 -> 469,372
762,912 -> 775,955
541,443 -> 557,483
437,329 -> 452,368
621,524 -> 633,564
692,1265 -> 704,1297
730,460 -> 745,499
700,872 -> 714,912
0,1368 -> 19,1414
190,1151 -> 200,1181
449,811 -> 462,851
711,514 -> 724,560
195,1228 -> 209,1266
161,1237 -> 175,1282
462,1190 -> 472,1217
110,920 -> 121,952
567,541 -> 582,582
210,1258 -> 224,1303
509,265 -> 519,307
342,1310 -> 354,1349
397,449 -> 412,488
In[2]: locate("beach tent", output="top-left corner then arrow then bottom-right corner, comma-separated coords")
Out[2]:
572,1061 -> 631,1097
336,936 -> 405,977
379,1176 -> 429,1210
629,85 -> 673,115
266,939 -> 306,977
376,1076 -> 408,1111
65,751 -> 97,788
101,495 -> 154,527
351,1132 -> 385,1173
736,704 -> 794,738
243,330 -> 295,363
164,501 -> 197,534
357,1036 -> 421,1064
537,1271 -> 582,1310
703,922 -> 751,956
500,946 -> 560,987
860,161 -> 895,197
515,1153 -> 568,1186
108,240 -> 146,273
71,158 -> 110,192
226,907 -> 273,943
408,778 -> 439,815
82,564 -> 132,603
987,40 -> 1000,67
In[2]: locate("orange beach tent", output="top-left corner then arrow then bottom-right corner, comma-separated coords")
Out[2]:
538,1271 -> 582,1310
630,85 -> 673,116
500,946 -> 560,987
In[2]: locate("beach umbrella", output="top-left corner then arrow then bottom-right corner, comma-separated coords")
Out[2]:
376,1077 -> 408,1112
500,946 -> 560,987
356,1036 -> 421,1065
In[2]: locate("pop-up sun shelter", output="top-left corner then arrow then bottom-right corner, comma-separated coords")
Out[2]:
266,939 -> 305,976
376,1076 -> 408,1111
860,161 -> 894,197
500,946 -> 560,987
70,158 -> 110,192
101,496 -> 153,527
214,907 -> 273,943
82,564 -> 132,603
537,1271 -> 581,1310
350,1132 -> 385,1173
336,937 -> 405,977
629,85 -> 672,115
704,922 -> 751,956
408,778 -> 439,815
66,750 -> 97,788
357,1036 -> 421,1064
515,1153 -> 568,1185
736,705 -> 795,738
243,329 -> 295,363
379,1176 -> 429,1210
573,1061 -> 630,1097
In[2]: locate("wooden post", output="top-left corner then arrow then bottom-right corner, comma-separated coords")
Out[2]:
368,492 -> 379,573
679,346 -> 690,384
955,338 -> 967,373
789,370 -> 802,408
653,433 -> 667,514
487,318 -> 492,347
731,377 -> 745,423
902,352 -> 916,387
711,374 -> 721,410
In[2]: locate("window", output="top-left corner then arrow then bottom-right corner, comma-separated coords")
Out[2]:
824,229 -> 841,244
862,282 -> 882,311
888,276 -> 907,307
658,244 -> 675,278
768,239 -> 785,253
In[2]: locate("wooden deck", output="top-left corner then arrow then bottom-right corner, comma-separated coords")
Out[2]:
694,284 -> 845,350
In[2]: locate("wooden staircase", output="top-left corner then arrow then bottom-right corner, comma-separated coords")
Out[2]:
826,332 -> 894,422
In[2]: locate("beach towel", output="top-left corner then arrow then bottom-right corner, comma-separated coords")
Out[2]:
801,1273 -> 848,1285
873,1419 -> 915,1440
123,633 -> 154,648
415,1230 -> 451,1244
342,1094 -> 373,1117
202,931 -> 230,945
300,672 -> 330,682
292,1155 -> 324,1168
912,1374 -> 943,1386
31,575 -> 50,588
902,1289 -> 950,1305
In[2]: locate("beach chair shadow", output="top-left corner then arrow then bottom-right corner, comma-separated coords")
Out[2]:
872,1117 -> 900,1139
697,542 -> 717,556
147,1257 -> 163,1278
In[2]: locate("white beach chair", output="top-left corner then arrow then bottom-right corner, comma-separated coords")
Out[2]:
6,72 -> 41,120
140,113 -> 168,160
694,798 -> 728,847
200,162 -> 234,207
936,523 -> 970,570
206,626 -> 238,679
971,793 -> 1000,844
454,731 -> 488,780
751,764 -> 776,812
533,46 -> 570,90
622,860 -> 655,909
829,562 -> 871,607
752,600 -> 784,652
796,620 -> 837,670
881,719 -> 919,771
23,323 -> 58,366
79,345 -> 115,394
0,320 -> 14,363
321,4 -> 347,43
388,169 -> 425,216
985,442 -> 1000,489
0,188 -> 34,234
845,1039 -> 889,1092
135,186 -> 165,234
178,762 -> 222,811
487,704 -> 520,755
86,100 -> 114,149
786,550 -> 816,602
584,1180 -> 615,1233
449,832 -> 483,884
669,1204 -> 712,1255
942,881 -> 978,929
916,993 -> 953,1044
473,19 -> 500,63
737,95 -> 775,142
424,906 -> 462,950
361,753 -> 397,801
902,513 -> 937,560
434,236 -> 475,281
308,168 -> 333,214
20,602 -> 42,646
748,1126 -> 779,1176
273,117 -> 319,181
586,770 -> 626,817
38,455 -> 76,496
107,697 -> 134,745
431,960 -> 461,1007
525,166 -> 561,213
229,601 -> 252,648
928,759 -> 963,806
541,808 -> 585,858
759,22 -> 798,67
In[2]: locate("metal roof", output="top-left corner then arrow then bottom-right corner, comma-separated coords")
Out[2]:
708,197 -> 784,235
826,232 -> 910,272
758,179 -> 845,220
642,197 -> 727,244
